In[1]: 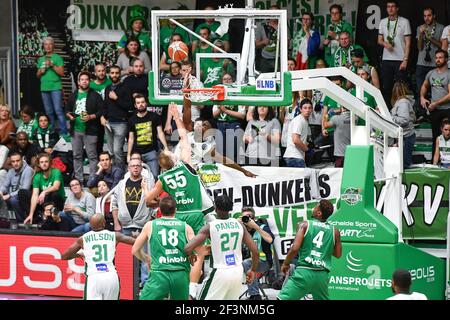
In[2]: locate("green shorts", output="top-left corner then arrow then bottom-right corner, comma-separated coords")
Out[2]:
278,267 -> 330,300
139,270 -> 189,300
176,211 -> 205,234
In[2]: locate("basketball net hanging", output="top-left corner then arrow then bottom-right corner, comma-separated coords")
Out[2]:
182,75 -> 225,103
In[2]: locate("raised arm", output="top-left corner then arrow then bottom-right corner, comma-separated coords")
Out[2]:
169,103 -> 193,166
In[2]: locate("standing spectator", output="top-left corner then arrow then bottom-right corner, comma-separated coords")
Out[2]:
243,106 -> 281,166
255,4 -> 282,73
66,71 -> 104,183
192,5 -> 231,53
212,73 -> 246,162
387,269 -> 427,300
440,24 -> 450,68
90,63 -> 111,160
432,119 -> 450,168
122,59 -> 149,105
111,158 -> 155,285
9,132 -> 39,168
89,63 -> 112,99
283,99 -> 312,168
23,153 -> 66,225
192,27 -> 213,68
280,92 -> 301,155
292,12 -> 321,70
329,32 -> 367,68
323,4 -> 353,69
32,114 -> 58,155
86,152 -> 124,190
17,105 -> 38,138
117,5 -> 151,55
278,200 -> 342,300
349,49 -> 381,90
416,7 -> 444,99
323,106 -> 351,168
36,37 -> 68,135
60,178 -> 96,233
391,81 -> 416,169
420,50 -> 450,154
127,95 -> 168,180
0,152 -> 34,223
240,207 -> 274,300
102,65 -> 130,168
117,37 -> 151,79
378,1 -> 412,108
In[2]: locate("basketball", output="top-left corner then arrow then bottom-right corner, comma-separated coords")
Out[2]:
168,41 -> 189,62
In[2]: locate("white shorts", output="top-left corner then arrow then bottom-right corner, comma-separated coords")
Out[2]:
85,272 -> 120,300
197,265 -> 243,300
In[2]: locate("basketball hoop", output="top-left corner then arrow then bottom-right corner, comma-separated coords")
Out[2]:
183,86 -> 225,103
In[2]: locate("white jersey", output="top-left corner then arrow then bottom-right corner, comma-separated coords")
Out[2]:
209,218 -> 244,269
387,292 -> 427,300
438,135 -> 450,164
174,132 -> 216,169
83,230 -> 117,276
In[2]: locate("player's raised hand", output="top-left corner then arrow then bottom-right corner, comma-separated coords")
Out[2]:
169,102 -> 180,119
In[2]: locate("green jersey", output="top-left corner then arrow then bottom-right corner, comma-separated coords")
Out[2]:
159,161 -> 206,214
195,22 -> 230,42
297,220 -> 335,272
192,45 -> 213,65
32,168 -> 66,199
37,54 -> 64,91
149,218 -> 190,272
89,78 -> 112,100
74,91 -> 88,133
82,230 -> 117,276
201,58 -> 235,88
118,31 -> 152,52
17,119 -> 38,139
349,88 -> 377,126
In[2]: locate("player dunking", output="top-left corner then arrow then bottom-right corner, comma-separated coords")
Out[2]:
61,213 -> 145,300
185,194 -> 259,300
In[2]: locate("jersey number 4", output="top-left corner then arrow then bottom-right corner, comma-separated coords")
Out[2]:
163,172 -> 187,189
312,231 -> 324,249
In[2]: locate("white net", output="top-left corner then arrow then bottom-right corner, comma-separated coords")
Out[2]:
183,75 -> 220,103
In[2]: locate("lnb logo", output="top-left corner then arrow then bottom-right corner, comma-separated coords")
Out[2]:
346,251 -> 365,272
159,257 -> 167,264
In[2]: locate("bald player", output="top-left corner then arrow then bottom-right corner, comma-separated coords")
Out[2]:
62,213 -> 148,300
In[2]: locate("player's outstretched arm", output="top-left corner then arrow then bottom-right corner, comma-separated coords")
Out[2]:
333,227 -> 342,258
61,237 -> 84,260
169,103 -> 193,167
145,180 -> 163,207
212,148 -> 257,178
115,232 -> 136,246
281,221 -> 308,275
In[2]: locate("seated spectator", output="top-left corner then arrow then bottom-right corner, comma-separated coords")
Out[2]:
23,153 -> 66,225
240,207 -> 275,300
32,113 -> 59,155
17,105 -> 38,138
87,152 -> 125,190
161,61 -> 183,95
387,269 -> 427,300
323,106 -> 351,167
60,178 -> 95,233
95,180 -> 115,231
0,152 -> 34,223
9,132 -> 39,168
116,37 -> 151,79
291,12 -> 321,70
212,73 -> 246,162
243,106 -> 281,166
0,104 -> 16,150
192,5 -> 231,53
433,118 -> 450,168
283,99 -> 313,168
391,81 -> 416,169
40,201 -> 72,232
349,48 -> 380,90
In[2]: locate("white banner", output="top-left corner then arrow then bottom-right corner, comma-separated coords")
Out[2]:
202,165 -> 343,260
67,0 -> 196,42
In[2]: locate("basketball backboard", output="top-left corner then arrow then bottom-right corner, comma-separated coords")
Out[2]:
149,8 -> 292,106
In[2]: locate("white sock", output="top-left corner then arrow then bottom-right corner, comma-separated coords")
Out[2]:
189,282 -> 198,299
